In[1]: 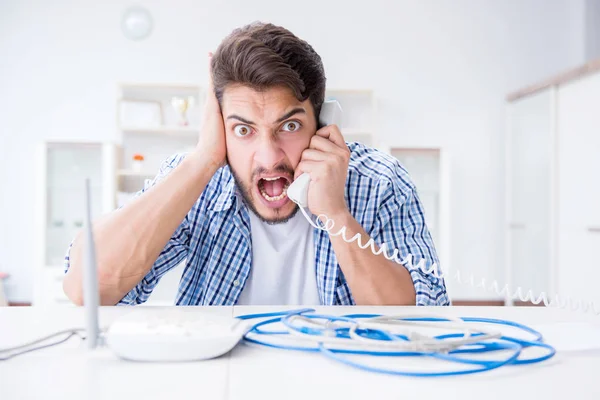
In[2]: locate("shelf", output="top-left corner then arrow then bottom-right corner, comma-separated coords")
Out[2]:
119,83 -> 202,100
117,169 -> 156,177
120,82 -> 201,92
326,88 -> 373,95
46,185 -> 103,190
45,264 -> 65,270
120,126 -> 199,136
342,129 -> 372,144
342,129 -> 372,135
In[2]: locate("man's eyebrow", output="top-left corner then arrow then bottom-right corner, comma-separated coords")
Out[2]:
276,108 -> 306,123
226,114 -> 255,125
226,108 -> 306,125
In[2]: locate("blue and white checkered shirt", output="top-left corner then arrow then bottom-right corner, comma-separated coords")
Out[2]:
65,142 -> 449,306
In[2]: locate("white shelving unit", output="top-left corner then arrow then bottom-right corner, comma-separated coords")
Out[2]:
390,147 -> 451,279
33,141 -> 117,306
325,89 -> 377,147
120,126 -> 199,136
115,82 -> 204,207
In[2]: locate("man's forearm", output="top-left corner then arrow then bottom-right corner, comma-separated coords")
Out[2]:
63,151 -> 218,306
326,211 -> 416,305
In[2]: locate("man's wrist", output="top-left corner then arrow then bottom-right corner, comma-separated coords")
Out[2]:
187,148 -> 222,177
321,208 -> 352,228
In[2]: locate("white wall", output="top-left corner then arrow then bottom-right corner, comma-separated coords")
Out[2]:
0,0 -> 587,302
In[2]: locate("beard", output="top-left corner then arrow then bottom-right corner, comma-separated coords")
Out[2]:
229,163 -> 299,225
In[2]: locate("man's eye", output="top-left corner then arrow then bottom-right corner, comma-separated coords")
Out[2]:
282,121 -> 301,132
234,125 -> 252,137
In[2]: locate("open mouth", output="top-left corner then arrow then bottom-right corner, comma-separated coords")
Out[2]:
257,176 -> 291,203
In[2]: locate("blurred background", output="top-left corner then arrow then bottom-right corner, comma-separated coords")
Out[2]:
0,0 -> 598,308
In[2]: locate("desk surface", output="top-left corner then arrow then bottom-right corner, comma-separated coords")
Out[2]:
2,305 -> 600,400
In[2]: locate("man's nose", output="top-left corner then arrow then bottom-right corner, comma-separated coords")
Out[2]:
254,134 -> 284,169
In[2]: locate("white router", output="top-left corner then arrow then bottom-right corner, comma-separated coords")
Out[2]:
81,179 -> 248,361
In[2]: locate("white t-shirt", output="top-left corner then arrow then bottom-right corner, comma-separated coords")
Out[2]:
236,209 -> 321,305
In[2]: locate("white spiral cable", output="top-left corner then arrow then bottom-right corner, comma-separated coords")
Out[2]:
299,207 -> 600,316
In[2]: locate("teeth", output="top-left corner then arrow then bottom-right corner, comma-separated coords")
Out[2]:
262,177 -> 282,181
260,182 -> 290,202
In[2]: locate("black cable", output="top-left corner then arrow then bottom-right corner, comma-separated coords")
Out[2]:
0,329 -> 85,361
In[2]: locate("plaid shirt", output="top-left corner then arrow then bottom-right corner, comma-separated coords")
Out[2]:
65,142 -> 449,306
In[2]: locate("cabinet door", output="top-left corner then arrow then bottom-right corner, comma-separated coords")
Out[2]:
558,72 -> 600,228
557,71 -> 600,309
508,224 -> 551,303
46,143 -> 104,266
508,89 -> 553,299
557,228 -> 600,308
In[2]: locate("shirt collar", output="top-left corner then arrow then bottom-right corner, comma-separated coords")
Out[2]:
206,166 -> 244,213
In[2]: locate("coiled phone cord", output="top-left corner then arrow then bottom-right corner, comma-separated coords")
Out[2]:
298,207 -> 600,316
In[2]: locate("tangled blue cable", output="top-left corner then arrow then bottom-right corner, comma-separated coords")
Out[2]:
237,308 -> 556,377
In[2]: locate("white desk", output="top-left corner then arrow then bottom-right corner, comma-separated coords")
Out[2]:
2,306 -> 600,400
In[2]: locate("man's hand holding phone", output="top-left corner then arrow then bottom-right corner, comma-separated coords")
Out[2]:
294,124 -> 350,220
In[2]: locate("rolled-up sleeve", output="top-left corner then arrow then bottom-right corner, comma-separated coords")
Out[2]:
370,179 -> 449,306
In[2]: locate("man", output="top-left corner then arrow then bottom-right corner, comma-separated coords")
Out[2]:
63,22 -> 449,306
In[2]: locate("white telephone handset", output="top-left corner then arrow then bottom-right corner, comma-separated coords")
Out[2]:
287,100 -> 343,208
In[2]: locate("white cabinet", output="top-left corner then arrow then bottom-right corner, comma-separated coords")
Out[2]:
116,83 -> 202,207
34,141 -> 117,306
506,66 -> 600,308
557,229 -> 600,307
557,72 -> 600,228
556,72 -> 600,307
506,89 -> 554,304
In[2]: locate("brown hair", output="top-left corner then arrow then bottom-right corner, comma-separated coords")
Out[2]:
211,22 -> 326,119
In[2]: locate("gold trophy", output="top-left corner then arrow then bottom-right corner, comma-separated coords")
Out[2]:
171,96 -> 195,126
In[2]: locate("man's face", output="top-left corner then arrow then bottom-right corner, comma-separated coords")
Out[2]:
221,85 -> 317,224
